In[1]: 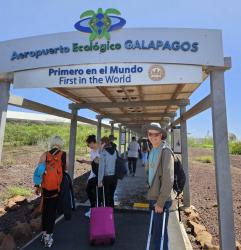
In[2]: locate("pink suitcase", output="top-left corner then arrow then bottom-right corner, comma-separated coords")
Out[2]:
89,187 -> 116,245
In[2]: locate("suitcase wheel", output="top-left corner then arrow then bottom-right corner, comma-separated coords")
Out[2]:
110,239 -> 115,245
90,240 -> 95,246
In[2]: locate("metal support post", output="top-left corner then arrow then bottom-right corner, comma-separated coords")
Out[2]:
210,70 -> 235,250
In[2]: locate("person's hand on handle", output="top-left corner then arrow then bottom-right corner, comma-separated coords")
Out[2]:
154,204 -> 163,214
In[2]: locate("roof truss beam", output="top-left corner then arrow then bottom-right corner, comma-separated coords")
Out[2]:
69,99 -> 189,109
8,95 -> 113,129
169,95 -> 211,127
100,112 -> 176,119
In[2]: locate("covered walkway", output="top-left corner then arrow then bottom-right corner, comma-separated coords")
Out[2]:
0,27 -> 236,249
22,160 -> 191,250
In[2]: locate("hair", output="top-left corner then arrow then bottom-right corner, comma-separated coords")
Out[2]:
100,136 -> 110,145
132,136 -> 136,141
86,134 -> 97,144
48,135 -> 64,149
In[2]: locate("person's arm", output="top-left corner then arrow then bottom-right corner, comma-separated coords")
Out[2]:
98,152 -> 105,186
156,149 -> 174,209
76,159 -> 92,164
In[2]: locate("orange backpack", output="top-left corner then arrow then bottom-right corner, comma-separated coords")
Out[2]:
42,151 -> 64,191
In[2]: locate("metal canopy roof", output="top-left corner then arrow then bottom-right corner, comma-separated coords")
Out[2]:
51,81 -> 205,128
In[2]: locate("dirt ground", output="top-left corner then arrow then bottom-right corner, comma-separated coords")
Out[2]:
0,145 -> 240,248
187,147 -> 241,246
0,145 -> 91,206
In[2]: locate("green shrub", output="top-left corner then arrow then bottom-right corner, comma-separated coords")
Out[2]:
0,186 -> 32,201
4,121 -> 119,150
229,142 -> 241,155
188,137 -> 213,149
195,156 -> 213,163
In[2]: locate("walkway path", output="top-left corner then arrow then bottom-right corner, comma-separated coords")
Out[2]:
22,159 -> 192,250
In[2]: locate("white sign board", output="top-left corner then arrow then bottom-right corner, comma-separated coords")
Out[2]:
13,63 -> 202,88
121,132 -> 126,145
0,28 -> 224,75
173,128 -> 181,154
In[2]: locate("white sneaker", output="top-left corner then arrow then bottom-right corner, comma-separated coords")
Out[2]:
44,234 -> 54,248
40,232 -> 46,243
85,209 -> 91,218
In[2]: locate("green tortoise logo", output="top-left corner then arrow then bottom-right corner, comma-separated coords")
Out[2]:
74,8 -> 126,41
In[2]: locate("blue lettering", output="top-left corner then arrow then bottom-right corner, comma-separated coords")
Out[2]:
11,51 -> 18,60
156,40 -> 163,49
148,40 -> 156,49
181,41 -> 191,51
134,40 -> 141,49
49,69 -> 55,76
162,41 -> 172,50
125,40 -> 133,49
141,40 -> 148,49
172,41 -> 180,51
191,42 -> 199,52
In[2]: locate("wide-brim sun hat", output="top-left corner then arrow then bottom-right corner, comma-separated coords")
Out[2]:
145,124 -> 167,140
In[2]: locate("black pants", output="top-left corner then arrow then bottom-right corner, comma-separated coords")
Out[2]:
42,196 -> 59,234
86,177 -> 98,208
128,157 -> 137,174
102,175 -> 117,208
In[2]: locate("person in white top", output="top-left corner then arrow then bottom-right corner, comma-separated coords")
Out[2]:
76,135 -> 100,217
127,137 -> 140,176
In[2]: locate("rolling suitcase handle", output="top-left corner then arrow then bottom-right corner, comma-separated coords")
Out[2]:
146,208 -> 167,250
96,186 -> 106,208
160,209 -> 167,250
146,209 -> 154,250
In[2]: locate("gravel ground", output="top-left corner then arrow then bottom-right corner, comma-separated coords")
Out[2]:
185,147 -> 241,247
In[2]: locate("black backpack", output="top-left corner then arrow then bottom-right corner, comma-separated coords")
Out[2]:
115,151 -> 128,179
173,156 -> 186,195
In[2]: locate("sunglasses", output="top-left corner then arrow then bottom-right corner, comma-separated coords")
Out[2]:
148,132 -> 161,137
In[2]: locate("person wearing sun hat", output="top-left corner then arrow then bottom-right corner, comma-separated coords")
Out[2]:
145,123 -> 174,250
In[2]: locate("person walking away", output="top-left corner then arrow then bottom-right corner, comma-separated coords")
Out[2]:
145,124 -> 174,250
142,139 -> 150,167
35,136 -> 67,248
98,136 -> 117,207
76,135 -> 100,217
127,136 -> 140,177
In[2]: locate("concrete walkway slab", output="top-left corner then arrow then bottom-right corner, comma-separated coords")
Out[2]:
22,159 -> 192,250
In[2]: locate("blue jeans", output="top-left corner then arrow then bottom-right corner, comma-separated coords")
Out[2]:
149,200 -> 172,250
142,152 -> 148,165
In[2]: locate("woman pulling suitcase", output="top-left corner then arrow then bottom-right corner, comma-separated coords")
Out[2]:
145,124 -> 175,250
98,136 -> 118,207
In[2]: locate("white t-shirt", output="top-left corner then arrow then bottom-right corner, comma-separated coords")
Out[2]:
128,141 -> 140,158
88,149 -> 100,180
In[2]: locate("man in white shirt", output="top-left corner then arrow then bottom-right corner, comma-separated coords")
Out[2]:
127,137 -> 140,177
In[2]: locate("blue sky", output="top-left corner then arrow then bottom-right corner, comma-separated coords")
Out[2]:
1,0 -> 240,138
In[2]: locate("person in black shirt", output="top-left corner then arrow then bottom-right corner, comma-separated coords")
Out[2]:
109,134 -> 117,151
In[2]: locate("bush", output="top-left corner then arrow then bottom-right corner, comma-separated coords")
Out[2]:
4,121 -> 119,151
195,156 -> 213,163
188,137 -> 213,149
229,142 -> 241,155
0,186 -> 32,201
